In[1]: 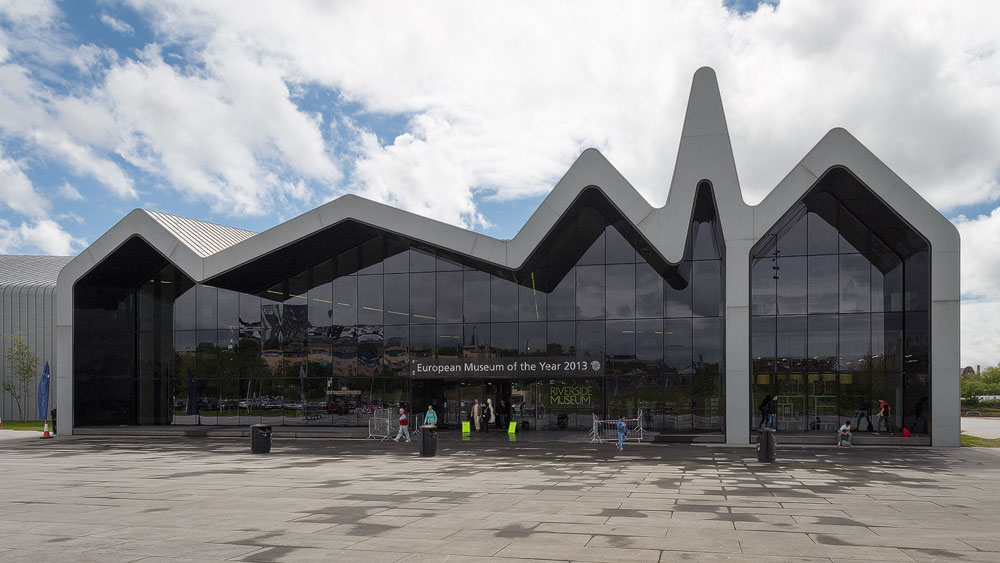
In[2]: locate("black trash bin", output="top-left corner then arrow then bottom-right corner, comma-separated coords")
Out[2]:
419,424 -> 437,457
251,424 -> 272,454
756,428 -> 776,463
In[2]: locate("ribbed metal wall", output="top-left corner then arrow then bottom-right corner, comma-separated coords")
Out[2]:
1,257 -> 67,422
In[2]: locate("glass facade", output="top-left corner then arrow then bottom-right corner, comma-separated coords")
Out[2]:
750,167 -> 930,436
73,185 -> 727,433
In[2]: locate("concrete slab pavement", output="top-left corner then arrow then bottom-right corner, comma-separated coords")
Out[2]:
0,431 -> 998,561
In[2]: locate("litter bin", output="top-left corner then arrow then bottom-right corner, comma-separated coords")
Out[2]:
419,424 -> 437,457
251,424 -> 272,454
756,428 -> 776,463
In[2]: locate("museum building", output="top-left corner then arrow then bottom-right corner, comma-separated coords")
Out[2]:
53,68 -> 961,445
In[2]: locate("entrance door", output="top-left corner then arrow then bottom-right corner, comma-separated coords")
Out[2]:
484,379 -> 512,430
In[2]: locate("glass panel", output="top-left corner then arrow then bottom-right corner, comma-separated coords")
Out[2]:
196,285 -> 217,330
606,264 -> 635,319
807,314 -> 838,372
635,262 -> 663,318
635,319 -> 663,376
807,255 -> 838,314
410,250 -> 436,272
384,239 -> 409,273
776,316 -> 807,373
546,321 -> 575,357
357,274 -> 383,325
776,372 -> 806,431
691,221 -> 720,260
839,206 -> 869,254
904,251 -> 929,312
807,202 -> 838,255
217,289 -> 239,329
839,313 -> 870,374
491,322 -> 518,357
435,324 -> 461,360
664,373 -> 692,431
357,326 -> 383,376
751,316 -> 776,374
546,269 -> 575,321
606,320 -> 636,375
777,214 -> 807,256
410,273 -> 435,323
409,325 -> 434,364
463,323 -> 490,359
664,318 -> 692,374
578,226 -> 606,265
904,312 -> 928,374
332,276 -> 357,326
664,263 -> 692,318
384,273 -> 409,325
693,373 -> 723,431
519,279 -> 546,322
490,276 -> 518,322
839,253 -> 871,313
775,256 -> 807,315
576,265 -> 606,320
435,271 -> 463,323
692,260 -> 722,317
839,372 -> 873,431
238,292 -> 261,328
463,271 -> 491,323
751,257 -> 777,316
519,322 -> 546,357
605,226 -> 636,263
359,236 -> 383,274
575,320 -> 605,359
692,317 -> 723,374
308,282 -> 333,328
904,373 -> 930,436
871,372 -> 902,433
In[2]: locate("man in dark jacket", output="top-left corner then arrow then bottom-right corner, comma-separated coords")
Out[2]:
767,395 -> 778,430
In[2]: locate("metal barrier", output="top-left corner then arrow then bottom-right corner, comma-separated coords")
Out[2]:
591,410 -> 644,443
367,408 -> 392,440
368,408 -> 421,441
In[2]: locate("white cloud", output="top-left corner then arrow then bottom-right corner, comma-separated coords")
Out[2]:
57,180 -> 84,201
99,14 -> 133,35
955,209 -> 1000,367
0,150 -> 48,217
0,217 -> 85,255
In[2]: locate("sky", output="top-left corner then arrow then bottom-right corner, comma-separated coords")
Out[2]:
1,1 -> 999,367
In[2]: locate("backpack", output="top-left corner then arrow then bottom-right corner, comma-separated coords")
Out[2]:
901,427 -> 911,437
759,397 -> 770,412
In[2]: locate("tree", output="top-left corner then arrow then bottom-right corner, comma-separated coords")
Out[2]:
2,332 -> 40,422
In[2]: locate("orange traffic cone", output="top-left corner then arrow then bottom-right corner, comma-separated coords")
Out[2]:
40,419 -> 52,439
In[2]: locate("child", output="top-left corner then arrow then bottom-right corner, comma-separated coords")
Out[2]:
616,415 -> 628,451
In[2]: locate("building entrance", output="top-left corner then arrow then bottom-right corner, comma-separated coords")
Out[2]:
411,378 -> 604,432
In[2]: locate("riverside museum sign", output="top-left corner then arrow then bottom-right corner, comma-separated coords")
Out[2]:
408,357 -> 604,379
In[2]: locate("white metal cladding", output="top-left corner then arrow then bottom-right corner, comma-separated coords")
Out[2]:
54,67 -> 962,445
0,255 -> 69,422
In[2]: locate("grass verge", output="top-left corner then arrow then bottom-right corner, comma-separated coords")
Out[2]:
0,420 -> 47,431
961,433 -> 1000,447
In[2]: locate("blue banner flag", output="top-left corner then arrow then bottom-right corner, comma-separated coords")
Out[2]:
37,362 -> 51,419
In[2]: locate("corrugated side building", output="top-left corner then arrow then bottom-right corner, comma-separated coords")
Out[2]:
1,255 -> 72,422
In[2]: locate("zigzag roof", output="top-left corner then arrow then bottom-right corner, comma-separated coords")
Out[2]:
57,67 -> 959,299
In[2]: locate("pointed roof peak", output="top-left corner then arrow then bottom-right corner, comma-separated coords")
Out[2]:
680,66 -> 729,139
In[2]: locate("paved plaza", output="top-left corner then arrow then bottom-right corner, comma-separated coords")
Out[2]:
1,430 -> 999,562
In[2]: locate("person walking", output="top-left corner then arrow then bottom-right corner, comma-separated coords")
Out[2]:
876,397 -> 892,436
424,405 -> 438,426
757,395 -> 770,429
471,399 -> 482,432
482,399 -> 493,433
837,420 -> 852,447
855,403 -> 874,432
616,415 -> 628,451
767,394 -> 778,430
498,399 -> 510,430
393,408 -> 411,442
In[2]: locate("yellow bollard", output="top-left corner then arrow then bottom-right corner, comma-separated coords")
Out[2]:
507,421 -> 517,434
462,421 -> 471,434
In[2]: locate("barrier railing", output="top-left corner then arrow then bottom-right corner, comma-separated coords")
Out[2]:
367,408 -> 392,440
591,410 -> 644,443
368,409 -> 421,441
